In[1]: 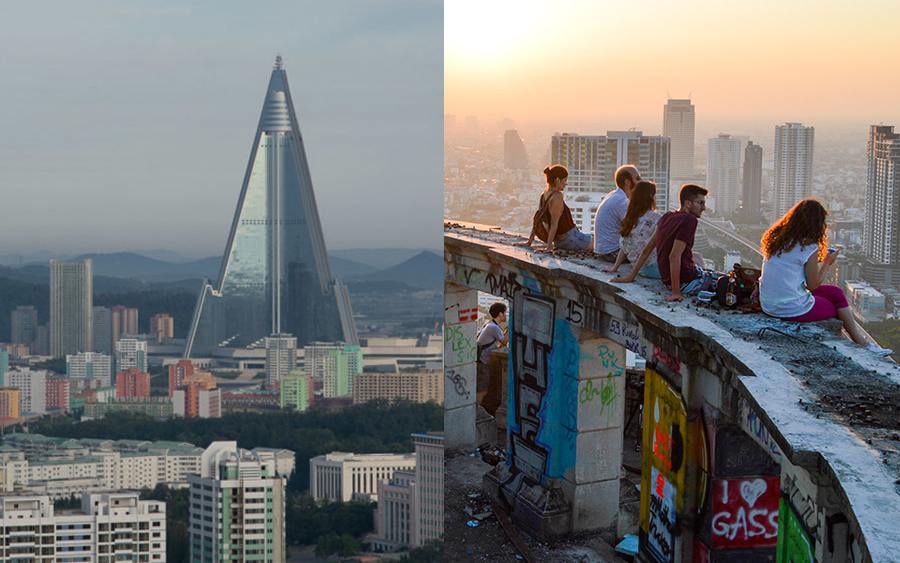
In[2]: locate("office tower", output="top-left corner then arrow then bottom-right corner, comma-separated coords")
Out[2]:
185,56 -> 357,358
322,345 -> 362,398
0,388 -> 20,419
280,371 -> 312,411
34,324 -> 50,356
116,367 -> 151,399
11,305 -> 38,347
50,259 -> 92,357
67,351 -> 113,387
169,358 -> 199,396
309,452 -> 416,502
188,441 -> 286,563
864,125 -> 900,285
5,367 -> 48,414
92,306 -> 113,353
551,131 -> 671,211
265,334 -> 297,385
115,337 -> 147,373
503,130 -> 528,170
371,433 -> 444,550
707,134 -> 743,215
149,313 -> 174,342
0,493 -> 166,562
774,122 -> 815,219
0,349 -> 7,386
663,98 -> 696,179
742,141 -> 763,221
111,305 -> 139,344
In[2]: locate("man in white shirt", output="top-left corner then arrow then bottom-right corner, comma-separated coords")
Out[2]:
594,165 -> 641,261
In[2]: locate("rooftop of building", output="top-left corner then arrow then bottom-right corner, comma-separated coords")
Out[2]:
445,221 -> 900,560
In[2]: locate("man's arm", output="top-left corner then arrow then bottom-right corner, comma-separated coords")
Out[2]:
665,239 -> 687,302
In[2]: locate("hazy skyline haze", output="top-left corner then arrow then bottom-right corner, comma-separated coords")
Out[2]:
1,0 -> 442,257
445,0 -> 900,132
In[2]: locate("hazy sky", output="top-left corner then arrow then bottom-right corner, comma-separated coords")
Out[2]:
0,0 -> 442,258
446,0 -> 900,134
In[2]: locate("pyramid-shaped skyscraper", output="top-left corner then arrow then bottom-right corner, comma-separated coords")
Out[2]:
185,57 -> 357,358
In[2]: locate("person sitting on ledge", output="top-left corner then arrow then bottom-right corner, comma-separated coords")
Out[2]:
611,184 -> 714,302
521,165 -> 593,252
601,180 -> 662,279
759,199 -> 892,356
593,164 -> 641,262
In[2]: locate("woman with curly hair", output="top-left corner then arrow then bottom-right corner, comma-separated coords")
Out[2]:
601,181 -> 662,279
759,199 -> 891,355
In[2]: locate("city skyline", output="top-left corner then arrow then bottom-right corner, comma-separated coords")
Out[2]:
0,1 -> 442,257
445,0 -> 900,134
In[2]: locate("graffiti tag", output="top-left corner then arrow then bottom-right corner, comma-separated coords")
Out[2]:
445,369 -> 469,399
711,477 -> 780,548
652,345 -> 682,375
444,324 -> 475,366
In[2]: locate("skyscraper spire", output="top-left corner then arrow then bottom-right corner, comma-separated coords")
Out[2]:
185,58 -> 357,358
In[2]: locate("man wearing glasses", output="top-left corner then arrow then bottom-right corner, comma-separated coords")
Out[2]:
655,184 -> 713,302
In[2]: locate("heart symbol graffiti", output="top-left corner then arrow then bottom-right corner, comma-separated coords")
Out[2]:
740,479 -> 767,508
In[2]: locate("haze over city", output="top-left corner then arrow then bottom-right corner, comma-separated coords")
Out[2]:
446,0 -> 900,133
0,0 -> 442,258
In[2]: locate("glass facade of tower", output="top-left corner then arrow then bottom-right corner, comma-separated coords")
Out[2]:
186,61 -> 356,357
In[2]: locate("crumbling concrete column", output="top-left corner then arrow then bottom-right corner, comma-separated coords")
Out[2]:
484,290 -> 626,540
444,282 -> 478,451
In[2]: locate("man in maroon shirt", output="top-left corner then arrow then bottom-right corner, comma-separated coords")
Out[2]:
655,184 -> 711,302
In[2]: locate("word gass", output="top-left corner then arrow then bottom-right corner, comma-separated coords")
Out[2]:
647,467 -> 676,562
711,477 -> 780,549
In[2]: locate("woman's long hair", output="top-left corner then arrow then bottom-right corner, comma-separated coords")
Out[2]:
620,181 -> 657,237
761,199 -> 828,260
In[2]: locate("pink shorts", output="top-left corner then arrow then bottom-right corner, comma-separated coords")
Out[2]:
781,285 -> 849,322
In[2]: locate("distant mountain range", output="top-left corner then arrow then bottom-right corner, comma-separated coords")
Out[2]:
0,249 -> 442,291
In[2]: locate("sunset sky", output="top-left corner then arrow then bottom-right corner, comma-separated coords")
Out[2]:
446,0 -> 900,133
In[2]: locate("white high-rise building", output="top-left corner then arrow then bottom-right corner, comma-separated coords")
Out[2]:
371,433 -> 443,551
0,492 -> 166,563
67,351 -> 113,386
265,333 -> 297,385
188,441 -> 286,563
115,337 -> 147,373
50,259 -> 92,357
6,367 -> 48,415
774,123 -> 815,219
865,125 -> 900,268
663,99 -> 695,180
707,134 -> 743,215
552,131 -> 671,211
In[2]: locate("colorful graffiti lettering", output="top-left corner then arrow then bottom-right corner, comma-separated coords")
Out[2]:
711,477 -> 780,548
578,376 -> 619,425
607,318 -> 648,358
509,292 -> 555,483
444,324 -> 475,366
652,345 -> 682,374
640,368 -> 688,563
740,399 -> 783,464
597,345 -> 624,376
777,497 -> 814,563
648,466 -> 676,562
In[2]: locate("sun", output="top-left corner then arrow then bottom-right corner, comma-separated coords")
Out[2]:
445,0 -> 544,70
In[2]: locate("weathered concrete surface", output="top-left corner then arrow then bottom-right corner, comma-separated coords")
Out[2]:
444,222 -> 900,563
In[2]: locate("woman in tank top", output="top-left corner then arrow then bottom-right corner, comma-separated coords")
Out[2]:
522,165 -> 593,252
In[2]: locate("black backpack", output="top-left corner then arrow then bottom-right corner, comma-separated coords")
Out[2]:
716,264 -> 761,310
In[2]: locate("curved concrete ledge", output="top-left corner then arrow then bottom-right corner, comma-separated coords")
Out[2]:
444,223 -> 900,563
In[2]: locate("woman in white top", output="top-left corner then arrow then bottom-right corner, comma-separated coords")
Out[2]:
759,199 -> 891,356
602,181 -> 662,280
